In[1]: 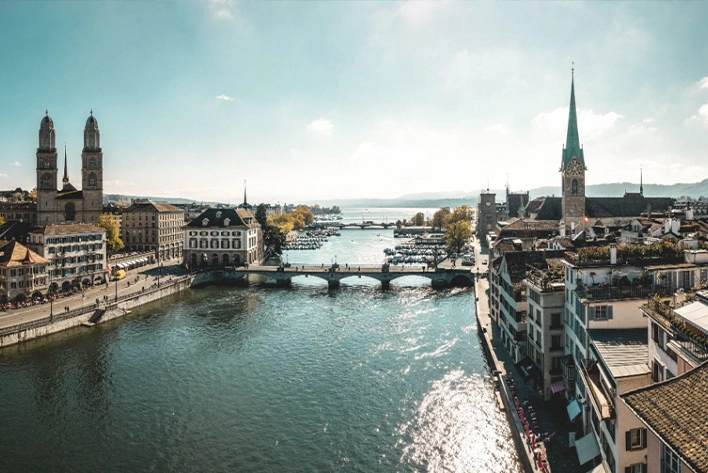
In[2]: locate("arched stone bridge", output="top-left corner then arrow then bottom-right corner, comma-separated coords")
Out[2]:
193,264 -> 474,289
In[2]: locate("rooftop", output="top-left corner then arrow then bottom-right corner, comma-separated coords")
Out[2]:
0,240 -> 50,267
32,224 -> 105,235
622,361 -> 708,473
589,329 -> 651,378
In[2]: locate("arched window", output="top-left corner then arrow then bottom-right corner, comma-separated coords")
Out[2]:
64,202 -> 76,221
89,158 -> 97,169
88,173 -> 97,188
571,179 -> 578,195
41,174 -> 52,190
222,254 -> 230,265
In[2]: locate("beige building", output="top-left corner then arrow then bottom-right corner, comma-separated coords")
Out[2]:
29,224 -> 107,292
0,240 -> 49,301
183,207 -> 262,268
122,200 -> 184,262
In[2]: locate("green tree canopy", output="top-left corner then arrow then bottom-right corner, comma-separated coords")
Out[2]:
255,203 -> 268,227
98,214 -> 124,253
444,220 -> 472,254
449,205 -> 474,224
412,212 -> 425,226
263,224 -> 287,257
432,207 -> 451,230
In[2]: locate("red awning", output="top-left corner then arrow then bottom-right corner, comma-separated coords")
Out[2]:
550,380 -> 566,394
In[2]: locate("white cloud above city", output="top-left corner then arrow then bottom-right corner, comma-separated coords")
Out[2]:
1,2 -> 708,202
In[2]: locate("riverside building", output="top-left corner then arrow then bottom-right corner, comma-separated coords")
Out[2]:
28,224 -> 107,292
0,241 -> 49,301
183,208 -> 262,268
121,200 -> 184,262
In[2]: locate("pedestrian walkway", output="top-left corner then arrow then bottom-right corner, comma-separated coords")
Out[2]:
474,249 -> 586,473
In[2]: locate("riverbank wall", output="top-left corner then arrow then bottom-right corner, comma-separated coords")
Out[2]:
474,277 -> 540,473
0,276 -> 194,348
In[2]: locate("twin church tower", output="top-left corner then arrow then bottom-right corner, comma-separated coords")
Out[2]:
36,110 -> 103,225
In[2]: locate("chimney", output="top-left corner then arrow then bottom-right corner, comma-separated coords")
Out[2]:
647,203 -> 652,218
610,244 -> 617,265
560,221 -> 566,237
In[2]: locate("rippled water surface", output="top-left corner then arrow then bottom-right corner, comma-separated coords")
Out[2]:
0,228 -> 521,472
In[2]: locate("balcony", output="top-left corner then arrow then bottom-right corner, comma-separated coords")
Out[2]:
578,360 -> 615,420
642,299 -> 708,363
525,270 -> 565,292
576,283 -> 669,302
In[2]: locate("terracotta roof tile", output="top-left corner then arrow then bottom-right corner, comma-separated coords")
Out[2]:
622,361 -> 708,473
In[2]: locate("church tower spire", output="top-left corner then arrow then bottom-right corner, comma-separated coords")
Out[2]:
640,165 -> 644,196
560,67 -> 587,231
562,69 -> 584,168
243,180 -> 248,207
62,144 -> 70,187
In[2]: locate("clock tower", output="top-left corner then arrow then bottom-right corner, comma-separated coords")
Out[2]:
560,71 -> 586,231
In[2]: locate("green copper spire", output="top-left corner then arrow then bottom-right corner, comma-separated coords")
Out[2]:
562,71 -> 584,168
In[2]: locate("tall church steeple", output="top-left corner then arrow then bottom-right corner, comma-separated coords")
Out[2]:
560,68 -> 587,230
640,165 -> 644,196
62,144 -> 70,187
562,69 -> 584,168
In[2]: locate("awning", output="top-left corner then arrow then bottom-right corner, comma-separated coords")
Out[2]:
117,263 -> 125,269
550,380 -> 566,394
567,400 -> 581,421
514,356 -> 542,381
674,301 -> 708,335
575,432 -> 600,465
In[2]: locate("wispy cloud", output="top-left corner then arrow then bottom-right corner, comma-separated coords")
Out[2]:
687,103 -> 708,126
210,0 -> 237,20
532,107 -> 624,142
699,77 -> 708,89
0,173 -> 7,178
307,118 -> 334,134
10,161 -> 20,167
216,94 -> 234,102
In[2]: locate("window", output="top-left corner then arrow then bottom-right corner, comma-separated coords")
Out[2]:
571,179 -> 578,194
626,463 -> 646,473
626,428 -> 647,451
551,313 -> 562,328
662,443 -> 681,473
589,305 -> 613,320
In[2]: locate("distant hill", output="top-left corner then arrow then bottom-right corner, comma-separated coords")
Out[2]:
103,194 -> 224,206
104,179 -> 708,210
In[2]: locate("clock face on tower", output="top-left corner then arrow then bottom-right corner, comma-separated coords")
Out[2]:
485,201 -> 491,207
567,160 -> 583,177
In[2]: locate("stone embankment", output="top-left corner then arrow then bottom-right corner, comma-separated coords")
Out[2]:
0,275 -> 193,348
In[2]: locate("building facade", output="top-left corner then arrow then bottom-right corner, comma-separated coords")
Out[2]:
36,111 -> 104,225
183,208 -> 262,268
121,201 -> 184,262
0,241 -> 49,301
28,224 -> 107,292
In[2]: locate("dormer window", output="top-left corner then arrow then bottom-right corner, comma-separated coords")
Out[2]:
223,218 -> 230,227
202,218 -> 209,227
216,211 -> 222,219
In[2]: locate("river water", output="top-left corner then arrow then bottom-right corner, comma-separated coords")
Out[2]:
0,223 -> 522,472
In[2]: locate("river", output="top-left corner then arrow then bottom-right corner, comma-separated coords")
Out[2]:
0,221 -> 522,472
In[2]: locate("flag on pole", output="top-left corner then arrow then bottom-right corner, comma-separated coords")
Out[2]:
583,216 -> 590,223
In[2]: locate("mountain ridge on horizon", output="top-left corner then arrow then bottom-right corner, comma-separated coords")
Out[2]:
102,179 -> 708,209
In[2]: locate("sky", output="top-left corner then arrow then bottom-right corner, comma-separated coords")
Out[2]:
1,1 -> 708,205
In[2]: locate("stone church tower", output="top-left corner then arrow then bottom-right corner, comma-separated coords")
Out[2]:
35,111 -> 104,225
560,73 -> 586,232
81,112 -> 103,223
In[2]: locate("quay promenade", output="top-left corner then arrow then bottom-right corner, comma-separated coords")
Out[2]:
0,259 -> 190,347
473,240 -> 584,473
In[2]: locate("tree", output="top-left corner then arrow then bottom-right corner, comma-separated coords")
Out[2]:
449,205 -> 474,224
444,220 -> 472,254
98,214 -> 124,253
412,212 -> 425,226
432,207 -> 451,230
262,224 -> 286,257
255,203 -> 268,227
